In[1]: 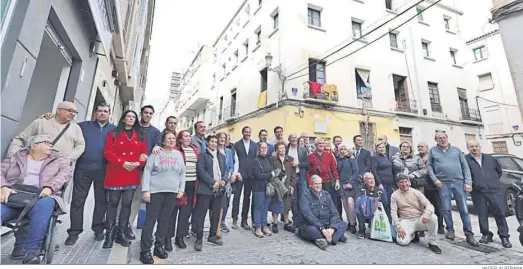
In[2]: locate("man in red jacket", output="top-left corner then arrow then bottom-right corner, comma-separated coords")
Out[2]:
306,138 -> 340,215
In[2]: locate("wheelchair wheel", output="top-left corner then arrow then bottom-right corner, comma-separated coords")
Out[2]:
42,217 -> 57,264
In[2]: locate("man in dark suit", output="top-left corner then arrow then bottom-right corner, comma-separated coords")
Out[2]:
465,140 -> 512,248
232,126 -> 258,230
353,135 -> 371,175
258,129 -> 274,157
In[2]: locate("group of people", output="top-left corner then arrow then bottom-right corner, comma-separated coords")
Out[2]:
0,101 -> 513,265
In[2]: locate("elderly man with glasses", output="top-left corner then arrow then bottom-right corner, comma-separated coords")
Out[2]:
7,101 -> 85,164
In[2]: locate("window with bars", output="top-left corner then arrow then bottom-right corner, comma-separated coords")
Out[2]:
399,127 -> 413,145
352,21 -> 362,38
492,141 -> 508,154
428,82 -> 442,112
422,41 -> 430,57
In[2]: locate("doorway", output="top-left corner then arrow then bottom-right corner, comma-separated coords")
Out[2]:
18,22 -> 72,130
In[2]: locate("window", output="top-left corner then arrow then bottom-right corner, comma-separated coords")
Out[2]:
444,17 -> 450,30
428,82 -> 442,112
355,69 -> 371,100
465,133 -> 476,144
450,49 -> 457,65
224,34 -> 228,42
212,73 -> 216,88
352,21 -> 362,38
399,127 -> 413,145
478,73 -> 494,91
473,46 -> 487,61
498,156 -> 517,169
258,0 -> 262,5
231,90 -> 237,116
243,40 -> 249,56
385,0 -> 393,10
273,12 -> 279,29
234,50 -> 239,66
236,18 -> 240,27
308,8 -> 321,27
308,59 -> 326,84
389,33 -> 398,48
513,157 -> 523,171
458,88 -> 470,119
260,68 -> 268,92
255,28 -> 261,45
222,64 -> 226,77
219,96 -> 224,120
245,4 -> 250,17
422,41 -> 430,57
417,6 -> 424,21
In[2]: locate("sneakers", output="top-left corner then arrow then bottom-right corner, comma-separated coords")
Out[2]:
357,231 -> 365,239
348,225 -> 357,234
208,236 -> 223,246
262,226 -> 272,236
411,232 -> 420,243
271,223 -> 279,234
220,223 -> 230,233
428,243 -> 442,254
22,253 -> 40,264
314,239 -> 328,250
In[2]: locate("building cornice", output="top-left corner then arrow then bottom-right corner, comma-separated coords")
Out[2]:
466,29 -> 500,45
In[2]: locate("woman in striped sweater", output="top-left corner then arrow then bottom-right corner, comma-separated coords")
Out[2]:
165,130 -> 199,251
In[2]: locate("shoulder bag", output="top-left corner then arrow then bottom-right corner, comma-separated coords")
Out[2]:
314,153 -> 336,189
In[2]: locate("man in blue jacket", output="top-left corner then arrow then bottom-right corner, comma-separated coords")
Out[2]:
465,140 -> 511,248
353,135 -> 371,175
428,131 -> 478,246
65,103 -> 116,245
299,175 -> 347,250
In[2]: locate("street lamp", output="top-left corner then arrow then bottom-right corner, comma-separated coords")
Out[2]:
265,53 -> 287,108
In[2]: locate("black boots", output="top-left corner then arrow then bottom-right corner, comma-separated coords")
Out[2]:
140,251 -> 154,264
175,236 -> 187,249
102,226 -> 115,249
125,225 -> 136,240
115,226 -> 132,247
165,237 -> 173,251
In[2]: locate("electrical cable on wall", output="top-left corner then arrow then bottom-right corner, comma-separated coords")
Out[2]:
284,0 -> 427,80
286,0 -> 442,82
477,96 -> 519,107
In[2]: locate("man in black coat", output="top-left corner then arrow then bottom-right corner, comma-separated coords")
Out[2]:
465,140 -> 511,248
232,126 -> 258,230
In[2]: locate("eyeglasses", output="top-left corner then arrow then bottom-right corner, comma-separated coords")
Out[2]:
36,141 -> 52,146
59,108 -> 78,114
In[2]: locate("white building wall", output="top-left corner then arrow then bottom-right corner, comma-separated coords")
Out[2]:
172,0 -> 496,151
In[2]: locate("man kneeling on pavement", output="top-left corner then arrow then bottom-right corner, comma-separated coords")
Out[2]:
391,174 -> 442,254
299,175 -> 347,250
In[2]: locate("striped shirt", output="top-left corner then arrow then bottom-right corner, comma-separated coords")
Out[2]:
183,146 -> 197,181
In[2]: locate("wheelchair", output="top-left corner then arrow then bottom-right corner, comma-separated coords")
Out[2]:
1,183 -> 68,264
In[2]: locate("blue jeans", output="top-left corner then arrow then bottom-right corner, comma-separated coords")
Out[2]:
1,197 -> 56,254
439,182 -> 473,235
299,222 -> 347,243
252,191 -> 271,228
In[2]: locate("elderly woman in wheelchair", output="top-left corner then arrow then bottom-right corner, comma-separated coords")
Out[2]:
1,135 -> 71,264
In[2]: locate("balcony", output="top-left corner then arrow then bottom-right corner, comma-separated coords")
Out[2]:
222,105 -> 238,122
179,95 -> 209,117
395,99 -> 418,114
303,82 -> 338,104
461,108 -> 482,122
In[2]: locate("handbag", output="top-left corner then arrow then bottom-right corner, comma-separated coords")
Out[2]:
314,153 -> 337,189
6,184 -> 41,209
400,158 -> 427,188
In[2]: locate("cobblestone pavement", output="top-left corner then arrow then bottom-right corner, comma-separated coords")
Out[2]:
128,210 -> 523,265
0,188 -> 112,265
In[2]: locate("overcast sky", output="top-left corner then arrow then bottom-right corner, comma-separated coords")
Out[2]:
144,0 -> 243,112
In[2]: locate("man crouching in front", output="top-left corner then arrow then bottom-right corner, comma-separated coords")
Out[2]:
391,174 -> 442,254
298,175 -> 347,250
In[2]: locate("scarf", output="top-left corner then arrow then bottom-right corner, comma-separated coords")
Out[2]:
209,149 -> 221,184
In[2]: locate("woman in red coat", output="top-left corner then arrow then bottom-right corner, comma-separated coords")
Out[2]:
103,110 -> 147,249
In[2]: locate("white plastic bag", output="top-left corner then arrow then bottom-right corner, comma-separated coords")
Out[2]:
370,208 -> 393,242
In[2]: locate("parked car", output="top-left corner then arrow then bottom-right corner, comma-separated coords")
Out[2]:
491,154 -> 523,217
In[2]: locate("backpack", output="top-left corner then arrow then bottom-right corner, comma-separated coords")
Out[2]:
354,195 -> 379,220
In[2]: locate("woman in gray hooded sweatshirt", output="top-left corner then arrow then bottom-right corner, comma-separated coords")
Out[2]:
139,131 -> 186,264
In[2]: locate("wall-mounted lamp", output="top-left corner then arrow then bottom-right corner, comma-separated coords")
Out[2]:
90,40 -> 106,57
294,105 -> 304,118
